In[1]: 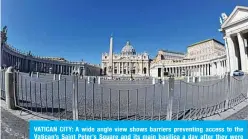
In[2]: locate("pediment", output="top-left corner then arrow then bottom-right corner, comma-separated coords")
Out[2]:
222,6 -> 248,28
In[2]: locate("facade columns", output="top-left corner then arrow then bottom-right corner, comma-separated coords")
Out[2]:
60,65 -> 63,74
122,63 -> 124,75
175,67 -> 177,76
206,64 -> 209,76
161,68 -> 164,78
217,61 -> 221,76
237,33 -> 248,72
226,36 -> 238,74
118,63 -> 121,74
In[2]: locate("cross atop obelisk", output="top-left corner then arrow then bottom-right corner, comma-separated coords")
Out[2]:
108,34 -> 113,78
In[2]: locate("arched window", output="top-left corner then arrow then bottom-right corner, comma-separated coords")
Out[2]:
143,67 -> 147,74
104,67 -> 107,75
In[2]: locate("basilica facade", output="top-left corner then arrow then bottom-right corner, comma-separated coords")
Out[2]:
101,36 -> 150,77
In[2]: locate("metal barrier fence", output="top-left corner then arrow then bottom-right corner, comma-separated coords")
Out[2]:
3,70 -> 248,120
0,69 -> 6,100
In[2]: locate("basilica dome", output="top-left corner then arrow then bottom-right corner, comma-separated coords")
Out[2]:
121,41 -> 136,55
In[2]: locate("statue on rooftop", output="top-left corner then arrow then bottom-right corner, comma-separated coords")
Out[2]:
1,26 -> 8,45
221,13 -> 228,21
219,17 -> 223,25
219,13 -> 228,25
28,51 -> 32,56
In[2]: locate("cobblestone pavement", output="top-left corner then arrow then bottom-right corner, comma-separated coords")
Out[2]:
225,105 -> 248,120
1,108 -> 28,139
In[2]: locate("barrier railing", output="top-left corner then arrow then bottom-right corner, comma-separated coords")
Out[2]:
3,69 -> 248,121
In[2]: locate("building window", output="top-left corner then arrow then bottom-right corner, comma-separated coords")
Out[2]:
143,67 -> 147,74
132,69 -> 135,74
104,67 -> 107,75
114,69 -> 117,74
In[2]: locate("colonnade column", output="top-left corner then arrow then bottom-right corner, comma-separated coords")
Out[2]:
226,36 -> 238,74
118,63 -> 121,74
122,63 -> 124,75
206,64 -> 209,76
237,33 -> 248,72
221,61 -> 224,75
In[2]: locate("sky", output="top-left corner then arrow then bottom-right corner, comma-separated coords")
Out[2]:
2,0 -> 248,64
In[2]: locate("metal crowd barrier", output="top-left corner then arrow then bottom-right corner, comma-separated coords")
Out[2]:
3,70 -> 248,121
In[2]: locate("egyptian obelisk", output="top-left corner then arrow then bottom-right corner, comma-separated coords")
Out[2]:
108,35 -> 113,79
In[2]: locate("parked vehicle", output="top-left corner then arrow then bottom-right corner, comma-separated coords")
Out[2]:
233,70 -> 244,76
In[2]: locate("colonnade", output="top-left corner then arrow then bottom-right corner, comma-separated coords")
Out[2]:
153,58 -> 227,78
225,32 -> 248,74
1,44 -> 101,76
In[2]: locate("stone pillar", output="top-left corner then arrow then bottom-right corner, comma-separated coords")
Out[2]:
87,77 -> 90,84
173,67 -> 177,77
221,61 -> 224,75
152,78 -> 156,84
166,77 -> 174,120
206,64 -> 209,76
199,65 -> 201,76
98,77 -> 101,84
60,65 -> 63,74
237,33 -> 248,72
68,66 -> 70,75
35,62 -> 37,72
5,67 -> 16,109
161,68 -> 164,78
211,63 -> 214,76
122,63 -> 124,75
205,64 -> 208,76
82,66 -> 86,76
217,61 -> 221,76
226,37 -> 238,75
118,62 -> 121,74
58,74 -> 61,80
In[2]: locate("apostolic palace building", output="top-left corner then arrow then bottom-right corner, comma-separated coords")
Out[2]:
1,6 -> 248,78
